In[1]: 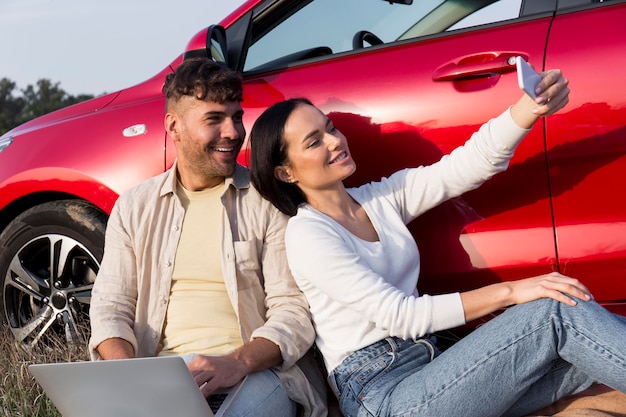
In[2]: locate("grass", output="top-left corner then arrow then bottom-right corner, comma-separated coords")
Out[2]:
0,321 -> 89,417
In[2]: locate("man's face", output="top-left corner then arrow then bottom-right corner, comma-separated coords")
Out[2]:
166,97 -> 245,190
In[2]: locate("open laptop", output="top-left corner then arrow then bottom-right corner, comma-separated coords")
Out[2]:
29,356 -> 246,417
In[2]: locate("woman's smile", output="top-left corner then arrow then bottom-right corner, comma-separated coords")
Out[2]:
329,151 -> 349,165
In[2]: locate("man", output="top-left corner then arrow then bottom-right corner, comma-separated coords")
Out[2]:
89,58 -> 326,417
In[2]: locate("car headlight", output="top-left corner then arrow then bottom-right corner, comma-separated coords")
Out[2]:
0,137 -> 14,153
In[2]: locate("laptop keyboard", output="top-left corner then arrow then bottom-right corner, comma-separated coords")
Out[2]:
207,393 -> 229,413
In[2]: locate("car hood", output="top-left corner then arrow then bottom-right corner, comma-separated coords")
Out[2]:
1,92 -> 120,139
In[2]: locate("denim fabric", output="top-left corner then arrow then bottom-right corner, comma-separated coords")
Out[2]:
328,298 -> 626,417
181,354 -> 296,417
225,369 -> 297,417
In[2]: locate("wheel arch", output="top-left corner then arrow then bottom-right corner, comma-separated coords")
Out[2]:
0,192 -> 111,237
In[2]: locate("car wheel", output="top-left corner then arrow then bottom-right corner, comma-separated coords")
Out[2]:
0,200 -> 106,349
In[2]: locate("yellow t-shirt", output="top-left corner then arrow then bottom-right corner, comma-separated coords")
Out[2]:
159,180 -> 244,356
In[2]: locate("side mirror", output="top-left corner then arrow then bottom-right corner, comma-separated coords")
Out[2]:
183,25 -> 228,67
206,25 -> 228,67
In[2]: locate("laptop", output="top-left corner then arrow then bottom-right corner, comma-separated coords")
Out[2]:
29,356 -> 246,417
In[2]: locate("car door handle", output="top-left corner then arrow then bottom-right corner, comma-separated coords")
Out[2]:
432,52 -> 527,82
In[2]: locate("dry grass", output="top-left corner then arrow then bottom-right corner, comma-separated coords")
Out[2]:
0,321 -> 89,417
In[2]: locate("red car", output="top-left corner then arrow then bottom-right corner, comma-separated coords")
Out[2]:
1,0 -> 625,348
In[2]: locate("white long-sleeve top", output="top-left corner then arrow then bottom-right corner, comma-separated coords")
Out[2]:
285,108 -> 531,372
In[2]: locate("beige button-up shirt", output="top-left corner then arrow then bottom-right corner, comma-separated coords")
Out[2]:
89,163 -> 327,417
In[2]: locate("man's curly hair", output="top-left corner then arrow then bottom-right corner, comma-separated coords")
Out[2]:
163,58 -> 242,108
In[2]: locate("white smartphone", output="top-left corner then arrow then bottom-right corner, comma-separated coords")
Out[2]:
515,56 -> 542,99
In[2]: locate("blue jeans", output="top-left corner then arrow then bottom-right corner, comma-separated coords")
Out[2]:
328,298 -> 626,417
181,355 -> 296,417
224,369 -> 296,417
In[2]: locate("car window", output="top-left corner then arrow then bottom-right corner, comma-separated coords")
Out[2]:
448,0 -> 522,30
244,0 -> 522,73
556,0 -> 623,10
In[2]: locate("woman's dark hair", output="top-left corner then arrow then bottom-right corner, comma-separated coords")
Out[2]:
249,98 -> 313,217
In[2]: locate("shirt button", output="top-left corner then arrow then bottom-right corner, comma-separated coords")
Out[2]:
173,225 -> 179,231
165,261 -> 172,267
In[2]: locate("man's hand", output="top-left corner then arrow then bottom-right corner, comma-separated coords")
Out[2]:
188,354 -> 249,397
188,337 -> 282,397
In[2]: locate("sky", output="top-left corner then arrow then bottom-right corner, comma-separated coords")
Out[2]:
0,0 -> 248,96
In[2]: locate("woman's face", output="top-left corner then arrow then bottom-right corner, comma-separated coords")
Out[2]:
278,103 -> 356,193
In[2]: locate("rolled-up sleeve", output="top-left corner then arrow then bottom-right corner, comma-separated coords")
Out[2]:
249,205 -> 315,370
88,201 -> 139,360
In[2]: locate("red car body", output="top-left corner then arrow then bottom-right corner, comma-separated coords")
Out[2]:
1,0 -> 625,347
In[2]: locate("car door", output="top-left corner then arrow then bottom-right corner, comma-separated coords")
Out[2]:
234,0 -> 558,298
544,0 -> 626,313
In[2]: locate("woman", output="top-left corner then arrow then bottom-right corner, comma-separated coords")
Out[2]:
249,70 -> 626,417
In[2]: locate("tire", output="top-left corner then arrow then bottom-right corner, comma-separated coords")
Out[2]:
0,200 -> 107,349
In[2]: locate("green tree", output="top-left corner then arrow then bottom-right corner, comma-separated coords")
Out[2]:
20,79 -> 69,122
0,78 -> 25,135
0,78 -> 95,136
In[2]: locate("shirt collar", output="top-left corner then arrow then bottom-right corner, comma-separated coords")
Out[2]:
160,160 -> 250,198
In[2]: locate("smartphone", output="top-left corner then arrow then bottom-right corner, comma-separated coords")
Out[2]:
515,56 -> 542,99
